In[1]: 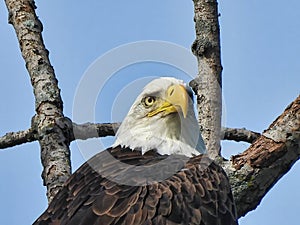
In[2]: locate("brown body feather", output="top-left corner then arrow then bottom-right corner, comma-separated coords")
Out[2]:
33,146 -> 238,225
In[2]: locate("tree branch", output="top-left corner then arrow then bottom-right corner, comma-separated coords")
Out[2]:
71,122 -> 120,140
221,127 -> 260,143
54,118 -> 120,141
223,95 -> 300,218
0,128 -> 35,149
4,0 -> 71,202
0,121 -> 259,149
190,0 -> 222,159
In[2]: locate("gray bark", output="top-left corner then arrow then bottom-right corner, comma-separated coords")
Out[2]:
221,127 -> 260,143
4,0 -> 71,202
0,128 -> 35,149
190,0 -> 222,159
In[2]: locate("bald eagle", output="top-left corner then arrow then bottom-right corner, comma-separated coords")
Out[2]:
33,77 -> 238,225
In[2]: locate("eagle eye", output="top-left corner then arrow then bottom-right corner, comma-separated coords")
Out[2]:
142,96 -> 156,107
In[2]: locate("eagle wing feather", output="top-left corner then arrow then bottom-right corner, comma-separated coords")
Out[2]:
33,146 -> 237,225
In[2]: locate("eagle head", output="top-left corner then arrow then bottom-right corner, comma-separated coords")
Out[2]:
112,77 -> 206,157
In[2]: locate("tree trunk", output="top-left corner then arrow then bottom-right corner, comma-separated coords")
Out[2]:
4,0 -> 71,202
190,0 -> 222,159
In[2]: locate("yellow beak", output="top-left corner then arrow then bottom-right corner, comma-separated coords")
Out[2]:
147,84 -> 189,118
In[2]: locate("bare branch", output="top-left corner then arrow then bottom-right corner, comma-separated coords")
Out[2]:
190,0 -> 222,159
221,127 -> 260,143
72,122 -> 120,140
70,122 -> 262,144
0,121 -> 119,150
0,121 -> 261,150
5,0 -> 71,202
54,117 -> 120,141
71,124 -> 261,144
223,95 -> 300,218
0,128 -> 35,149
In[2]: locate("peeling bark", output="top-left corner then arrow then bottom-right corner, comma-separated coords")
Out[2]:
190,0 -> 222,159
225,95 -> 300,217
4,0 -> 71,202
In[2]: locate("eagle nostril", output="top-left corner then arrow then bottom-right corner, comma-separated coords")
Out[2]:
169,88 -> 174,96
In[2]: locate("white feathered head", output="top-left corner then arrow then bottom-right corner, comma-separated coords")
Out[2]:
113,77 -> 206,157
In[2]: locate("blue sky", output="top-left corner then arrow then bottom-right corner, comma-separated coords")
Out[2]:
0,1 -> 299,224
